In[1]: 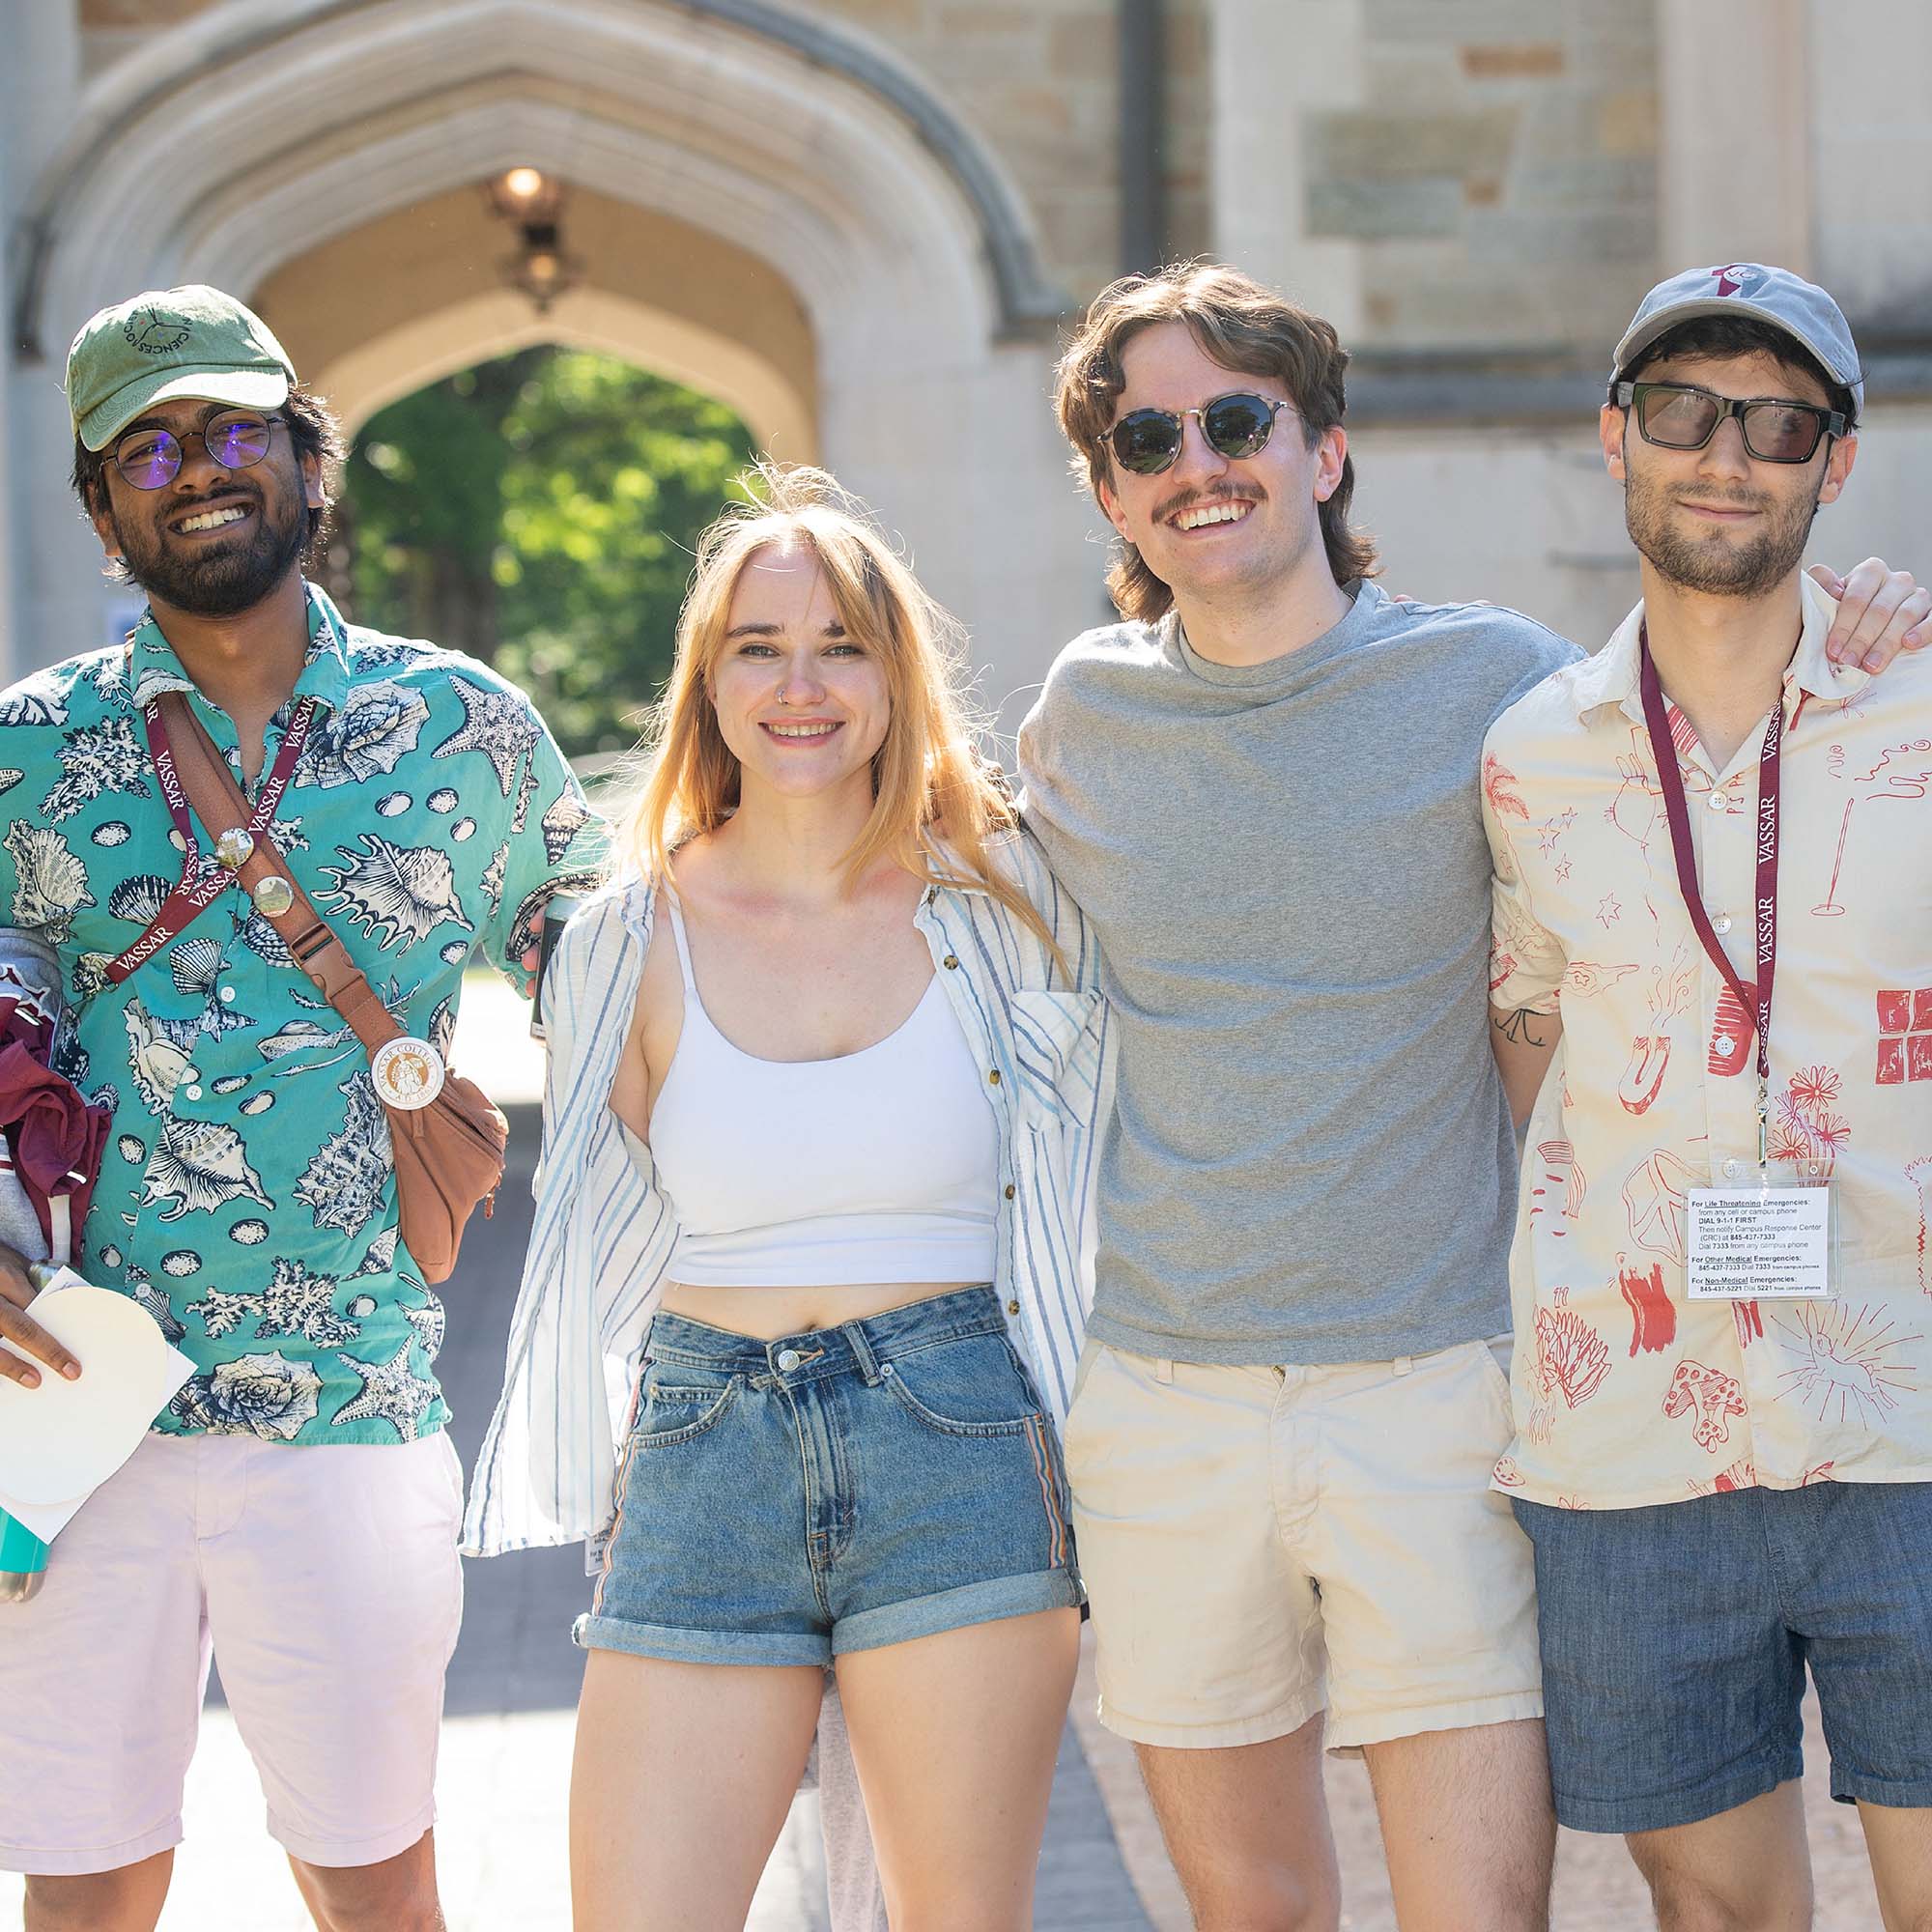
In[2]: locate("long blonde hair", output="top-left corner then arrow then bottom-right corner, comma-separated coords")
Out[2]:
613,465 -> 1058,956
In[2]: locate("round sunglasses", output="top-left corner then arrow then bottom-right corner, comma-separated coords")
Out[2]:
111,411 -> 283,490
1613,381 -> 1845,466
1107,391 -> 1293,475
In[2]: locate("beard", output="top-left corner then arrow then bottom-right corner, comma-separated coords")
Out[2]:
108,484 -> 307,618
1623,466 -> 1821,599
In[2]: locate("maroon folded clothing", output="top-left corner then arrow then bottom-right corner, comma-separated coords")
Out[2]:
0,1042 -> 111,1256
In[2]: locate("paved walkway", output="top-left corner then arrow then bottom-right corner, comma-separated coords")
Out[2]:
0,979 -> 1890,1927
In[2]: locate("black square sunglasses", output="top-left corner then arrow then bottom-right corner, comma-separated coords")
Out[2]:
1614,381 -> 1845,465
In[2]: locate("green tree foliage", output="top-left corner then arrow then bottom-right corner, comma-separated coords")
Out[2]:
338,348 -> 755,755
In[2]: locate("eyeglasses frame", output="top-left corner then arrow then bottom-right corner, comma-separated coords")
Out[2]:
110,410 -> 287,491
1612,380 -> 1847,466
1107,392 -> 1294,476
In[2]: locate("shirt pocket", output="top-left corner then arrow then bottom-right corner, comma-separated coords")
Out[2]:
1008,988 -> 1102,1122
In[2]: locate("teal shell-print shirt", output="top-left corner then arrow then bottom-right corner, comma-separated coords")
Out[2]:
0,582 -> 604,1446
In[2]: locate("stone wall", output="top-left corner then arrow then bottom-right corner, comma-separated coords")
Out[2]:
804,0 -> 1211,308
72,0 -> 1215,315
1307,0 -> 1660,355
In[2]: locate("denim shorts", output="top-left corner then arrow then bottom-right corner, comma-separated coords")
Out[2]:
576,1286 -> 1083,1665
1517,1480 -> 1932,1833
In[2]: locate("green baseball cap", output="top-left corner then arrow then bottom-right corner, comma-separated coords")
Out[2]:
67,284 -> 296,452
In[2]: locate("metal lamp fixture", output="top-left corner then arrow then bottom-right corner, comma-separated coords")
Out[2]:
487,166 -> 582,314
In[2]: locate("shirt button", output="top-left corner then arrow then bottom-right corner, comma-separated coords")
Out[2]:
1004,1183 -> 1016,1200
943,954 -> 959,970
1708,790 -> 1730,810
218,985 -> 237,1002
184,1085 -> 203,1101
1723,1157 -> 1747,1180
987,1069 -> 1001,1087
1711,914 -> 1733,935
1007,1299 -> 1021,1317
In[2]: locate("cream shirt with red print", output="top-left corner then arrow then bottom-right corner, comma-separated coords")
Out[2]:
1484,573 -> 1932,1511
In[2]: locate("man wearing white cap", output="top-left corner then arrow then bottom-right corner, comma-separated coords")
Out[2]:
0,286 -> 602,1931
1486,265 -> 1932,1926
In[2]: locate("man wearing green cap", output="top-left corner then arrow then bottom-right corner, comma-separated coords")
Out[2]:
0,286 -> 603,1931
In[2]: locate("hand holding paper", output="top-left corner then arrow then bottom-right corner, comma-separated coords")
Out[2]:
0,1270 -> 194,1544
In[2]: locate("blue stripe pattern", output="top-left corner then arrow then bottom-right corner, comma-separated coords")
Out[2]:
462,829 -> 1110,1562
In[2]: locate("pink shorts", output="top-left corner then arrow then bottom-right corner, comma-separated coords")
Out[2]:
0,1431 -> 464,1875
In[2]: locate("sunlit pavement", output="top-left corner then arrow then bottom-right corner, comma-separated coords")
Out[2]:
0,976 -> 1889,1928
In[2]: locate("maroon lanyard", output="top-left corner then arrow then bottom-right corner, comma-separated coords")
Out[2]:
103,696 -> 317,983
1636,624 -> 1783,1152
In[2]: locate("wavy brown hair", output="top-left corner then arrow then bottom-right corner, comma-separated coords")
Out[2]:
613,465 -> 1059,956
1055,261 -> 1378,622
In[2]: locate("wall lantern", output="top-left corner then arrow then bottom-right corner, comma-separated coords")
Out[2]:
487,166 -> 581,314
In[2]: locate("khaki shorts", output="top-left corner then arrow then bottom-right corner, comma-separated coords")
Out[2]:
1061,1334 -> 1542,1751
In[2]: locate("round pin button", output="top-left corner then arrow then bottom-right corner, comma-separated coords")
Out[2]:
370,1037 -> 446,1111
214,827 -> 256,870
252,875 -> 295,917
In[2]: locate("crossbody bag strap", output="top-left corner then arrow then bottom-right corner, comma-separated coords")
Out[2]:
156,692 -> 403,1057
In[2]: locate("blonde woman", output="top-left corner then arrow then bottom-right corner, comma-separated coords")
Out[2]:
464,469 -> 1108,1930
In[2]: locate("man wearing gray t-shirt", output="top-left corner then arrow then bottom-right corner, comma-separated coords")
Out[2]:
1017,261 -> 1921,1932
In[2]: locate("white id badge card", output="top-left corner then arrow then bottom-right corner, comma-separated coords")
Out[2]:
1687,1179 -> 1833,1300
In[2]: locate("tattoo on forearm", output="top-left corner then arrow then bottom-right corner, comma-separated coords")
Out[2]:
1492,1009 -> 1555,1048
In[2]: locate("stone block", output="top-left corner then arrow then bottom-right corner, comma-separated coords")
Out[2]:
1362,48 -> 1469,109
1461,42 -> 1565,78
1365,0 -> 1554,45
938,4 -> 1041,33
1599,86 -> 1659,156
811,0 -> 928,31
1165,0 -> 1209,76
1465,204 -> 1655,269
1308,176 -> 1464,241
1307,107 -> 1519,182
80,0 -> 217,18
1049,11 -> 1117,77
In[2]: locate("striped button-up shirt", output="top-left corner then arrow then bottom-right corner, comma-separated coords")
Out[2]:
462,830 -> 1110,1560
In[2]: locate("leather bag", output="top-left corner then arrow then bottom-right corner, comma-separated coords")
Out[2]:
157,693 -> 507,1283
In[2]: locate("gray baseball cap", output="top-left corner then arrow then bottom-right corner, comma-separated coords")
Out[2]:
1610,263 -> 1863,415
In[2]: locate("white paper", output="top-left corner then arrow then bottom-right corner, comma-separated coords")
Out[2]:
0,1480 -> 89,1544
1687,1187 -> 1832,1299
0,1280 -> 195,1536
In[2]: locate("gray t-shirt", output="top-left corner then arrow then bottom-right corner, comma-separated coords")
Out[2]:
1017,579 -> 1579,1365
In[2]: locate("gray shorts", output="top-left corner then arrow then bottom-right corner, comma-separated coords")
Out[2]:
1517,1479 -> 1932,1833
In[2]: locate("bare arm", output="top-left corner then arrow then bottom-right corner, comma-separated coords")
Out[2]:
1490,1004 -> 1562,1131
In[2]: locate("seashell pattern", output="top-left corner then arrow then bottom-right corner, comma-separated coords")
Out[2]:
316,835 -> 473,951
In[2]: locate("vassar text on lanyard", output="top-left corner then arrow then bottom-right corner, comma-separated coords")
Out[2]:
102,696 -> 319,985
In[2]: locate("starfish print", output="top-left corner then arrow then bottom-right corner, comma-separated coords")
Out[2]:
1536,809 -> 1577,856
330,1339 -> 436,1441
1596,894 -> 1622,928
431,676 -> 540,797
1554,859 -> 1573,882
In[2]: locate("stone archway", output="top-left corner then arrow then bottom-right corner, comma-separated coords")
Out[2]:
11,0 -> 1094,724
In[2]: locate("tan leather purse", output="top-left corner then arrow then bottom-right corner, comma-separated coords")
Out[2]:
158,693 -> 508,1283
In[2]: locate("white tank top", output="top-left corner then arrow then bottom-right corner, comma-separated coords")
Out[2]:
646,895 -> 1000,1288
